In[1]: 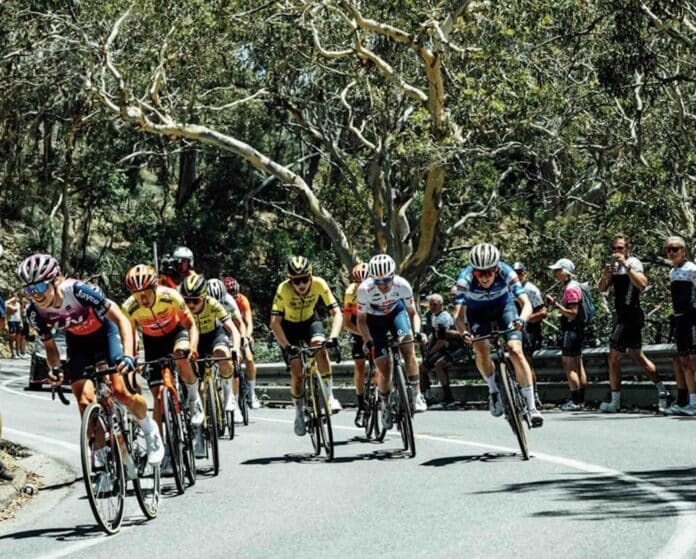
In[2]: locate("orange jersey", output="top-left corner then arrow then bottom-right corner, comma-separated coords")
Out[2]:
234,293 -> 250,315
158,275 -> 178,289
122,286 -> 193,337
343,282 -> 359,322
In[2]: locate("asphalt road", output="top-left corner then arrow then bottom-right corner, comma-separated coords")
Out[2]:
1,358 -> 696,559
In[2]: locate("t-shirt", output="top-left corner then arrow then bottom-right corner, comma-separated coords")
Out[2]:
430,310 -> 454,341
560,279 -> 583,330
520,281 -> 544,338
610,256 -> 644,317
271,277 -> 338,323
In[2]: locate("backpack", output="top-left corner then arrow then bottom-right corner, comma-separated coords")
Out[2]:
578,282 -> 596,327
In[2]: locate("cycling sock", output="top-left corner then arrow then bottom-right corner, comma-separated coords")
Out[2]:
677,389 -> 689,407
357,394 -> 365,409
186,380 -> 200,403
571,389 -> 581,404
326,378 -> 335,399
690,393 -> 696,407
139,415 -> 155,435
380,392 -> 389,405
292,396 -> 305,408
485,374 -> 499,394
578,387 -> 586,402
249,379 -> 256,392
409,378 -> 420,395
610,391 -> 621,406
521,385 -> 536,411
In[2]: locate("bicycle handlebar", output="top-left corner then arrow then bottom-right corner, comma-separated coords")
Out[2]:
469,327 -> 518,344
298,339 -> 341,364
51,383 -> 70,406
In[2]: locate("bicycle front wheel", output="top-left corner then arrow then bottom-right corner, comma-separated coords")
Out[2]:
393,363 -> 416,458
129,421 -> 160,519
499,361 -> 530,460
214,376 -> 227,438
162,387 -> 186,494
205,380 -> 221,475
314,374 -> 334,461
239,370 -> 250,426
80,403 -> 125,534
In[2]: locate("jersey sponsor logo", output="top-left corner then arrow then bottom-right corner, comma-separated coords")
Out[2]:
76,291 -> 102,307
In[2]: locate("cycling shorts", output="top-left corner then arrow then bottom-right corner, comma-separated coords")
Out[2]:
610,313 -> 644,353
366,307 -> 411,359
672,315 -> 696,356
281,318 -> 325,346
350,334 -> 365,360
421,351 -> 445,371
199,325 -> 230,357
142,325 -> 189,388
561,328 -> 584,357
65,319 -> 123,383
466,300 -> 523,343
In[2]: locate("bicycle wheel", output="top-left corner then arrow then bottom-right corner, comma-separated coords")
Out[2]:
393,362 -> 416,458
499,361 -> 530,460
373,387 -> 388,443
162,387 -> 186,494
129,421 -> 160,519
304,376 -> 321,456
239,373 -> 250,426
205,380 -> 221,475
314,374 -> 334,461
178,384 -> 197,486
214,375 -> 227,438
80,403 -> 125,534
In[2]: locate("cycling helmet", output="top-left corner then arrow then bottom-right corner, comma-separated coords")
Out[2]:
179,273 -> 207,298
207,278 -> 226,302
368,254 -> 396,279
173,246 -> 194,267
223,276 -> 240,296
17,253 -> 61,285
469,243 -> 500,270
352,262 -> 369,283
286,256 -> 312,277
125,264 -> 158,292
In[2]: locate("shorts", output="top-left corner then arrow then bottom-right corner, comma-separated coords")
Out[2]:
199,326 -> 230,357
366,305 -> 411,359
282,318 -> 325,346
561,328 -> 584,357
609,315 -> 643,353
421,351 -> 445,371
8,321 -> 21,335
672,315 -> 696,356
466,300 -> 523,343
350,334 -> 365,360
142,325 -> 190,387
65,320 -> 123,384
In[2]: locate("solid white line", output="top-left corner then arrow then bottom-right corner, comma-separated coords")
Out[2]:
255,415 -> 696,559
36,533 -> 122,559
3,428 -> 79,453
1,377 -> 55,402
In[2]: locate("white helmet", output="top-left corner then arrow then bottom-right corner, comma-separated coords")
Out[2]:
469,243 -> 500,270
17,253 -> 61,285
368,254 -> 396,279
173,246 -> 194,267
207,278 -> 226,302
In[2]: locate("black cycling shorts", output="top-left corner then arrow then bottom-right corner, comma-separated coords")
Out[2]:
609,316 -> 643,353
142,325 -> 189,387
561,328 -> 584,357
281,318 -> 325,346
199,326 -> 230,358
350,334 -> 365,360
673,315 -> 696,356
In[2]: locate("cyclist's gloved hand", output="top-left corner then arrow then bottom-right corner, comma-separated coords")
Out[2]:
414,331 -> 428,345
282,345 -> 299,366
116,355 -> 136,373
329,336 -> 339,348
231,349 -> 239,363
510,318 -> 526,331
362,339 -> 374,357
461,331 -> 473,345
48,367 -> 64,386
189,348 -> 199,362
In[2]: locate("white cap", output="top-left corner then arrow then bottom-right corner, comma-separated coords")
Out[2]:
549,258 -> 575,275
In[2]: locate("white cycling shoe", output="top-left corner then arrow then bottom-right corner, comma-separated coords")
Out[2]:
190,399 -> 204,426
413,392 -> 428,413
329,397 -> 343,413
145,428 -> 165,465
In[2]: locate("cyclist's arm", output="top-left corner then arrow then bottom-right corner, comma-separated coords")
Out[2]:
43,337 -> 62,370
104,303 -> 135,359
178,302 -> 199,352
343,309 -> 361,336
454,303 -> 468,335
327,305 -> 343,339
222,318 -> 241,353
232,315 -> 247,338
270,314 -> 289,349
405,297 -> 421,335
515,293 -> 532,323
243,306 -> 254,339
356,311 -> 370,341
427,339 -> 447,354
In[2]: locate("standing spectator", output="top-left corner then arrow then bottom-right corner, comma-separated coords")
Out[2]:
597,234 -> 669,412
419,294 -> 457,409
547,259 -> 587,410
5,292 -> 24,358
513,262 -> 547,407
662,236 -> 696,415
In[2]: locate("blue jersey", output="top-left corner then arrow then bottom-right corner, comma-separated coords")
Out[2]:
455,261 -> 525,311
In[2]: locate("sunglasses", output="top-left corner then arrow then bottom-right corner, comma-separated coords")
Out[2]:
24,281 -> 51,297
291,276 -> 311,286
473,268 -> 496,279
184,296 -> 202,305
374,277 -> 393,285
665,246 -> 683,254
611,245 -> 626,251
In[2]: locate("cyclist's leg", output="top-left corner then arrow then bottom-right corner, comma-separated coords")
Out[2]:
433,357 -> 455,405
352,335 -> 366,405
312,319 -> 342,408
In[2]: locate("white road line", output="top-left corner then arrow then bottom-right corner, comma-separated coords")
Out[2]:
1,377 -> 55,402
36,533 -> 124,559
3,428 -> 79,453
256,416 -> 696,559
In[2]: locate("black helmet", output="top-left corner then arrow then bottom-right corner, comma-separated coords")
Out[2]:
179,273 -> 207,298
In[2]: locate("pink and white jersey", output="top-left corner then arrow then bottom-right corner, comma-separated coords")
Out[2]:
357,275 -> 414,316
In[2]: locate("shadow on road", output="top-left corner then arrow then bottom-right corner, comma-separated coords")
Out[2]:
0,518 -> 148,542
420,452 -> 519,467
241,447 -> 413,465
472,466 -> 696,520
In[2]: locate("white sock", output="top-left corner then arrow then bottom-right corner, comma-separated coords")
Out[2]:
223,378 -> 233,405
690,393 -> 696,407
326,378 -> 335,399
521,385 -> 536,412
249,379 -> 256,392
611,391 -> 621,406
186,380 -> 200,403
138,415 -> 155,435
485,374 -> 499,394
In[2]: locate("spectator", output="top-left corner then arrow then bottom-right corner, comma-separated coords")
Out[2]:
513,262 -> 547,407
158,254 -> 179,289
662,236 -> 696,415
597,234 -> 669,412
5,292 -> 24,358
547,258 -> 587,410
419,294 -> 457,409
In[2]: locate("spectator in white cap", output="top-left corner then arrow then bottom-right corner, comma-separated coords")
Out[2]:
547,258 -> 587,410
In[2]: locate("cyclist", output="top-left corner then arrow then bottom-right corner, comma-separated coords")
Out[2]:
180,274 -> 241,454
122,264 -> 203,432
356,254 -> 428,430
270,256 -> 343,436
343,262 -> 370,426
158,254 -> 179,289
207,278 -> 247,422
453,243 -> 543,427
173,246 -> 196,280
20,254 -> 164,465
224,276 -> 261,409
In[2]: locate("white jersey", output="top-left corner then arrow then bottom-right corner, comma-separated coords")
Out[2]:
522,281 -> 544,309
357,275 -> 414,316
220,292 -> 241,317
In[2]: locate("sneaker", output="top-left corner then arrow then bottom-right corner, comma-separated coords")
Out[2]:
225,392 -> 237,413
381,402 -> 394,430
678,404 -> 696,416
233,408 -> 244,423
193,429 -> 206,458
662,403 -> 686,416
329,397 -> 343,413
530,410 -> 544,428
599,401 -> 620,413
95,472 -> 112,495
250,392 -> 261,410
431,398 -> 456,411
190,399 -> 204,426
658,392 -> 673,413
144,429 -> 165,465
445,399 -> 460,410
413,392 -> 428,413
294,410 -> 306,436
354,408 -> 366,427
560,400 -> 582,411
489,393 -> 503,417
